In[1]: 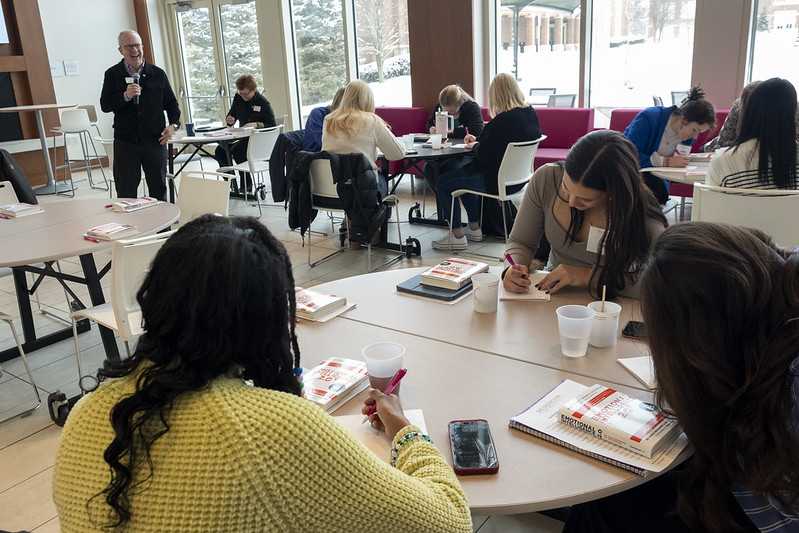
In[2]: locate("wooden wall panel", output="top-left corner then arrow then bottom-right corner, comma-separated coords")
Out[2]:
408,0 -> 474,114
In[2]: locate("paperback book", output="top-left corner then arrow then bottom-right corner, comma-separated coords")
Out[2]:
509,379 -> 688,476
420,258 -> 488,290
295,287 -> 348,321
112,197 -> 160,212
558,383 -> 681,458
304,357 -> 369,413
84,222 -> 137,240
0,203 -> 43,217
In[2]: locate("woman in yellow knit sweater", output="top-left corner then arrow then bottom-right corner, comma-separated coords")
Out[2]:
53,215 -> 471,533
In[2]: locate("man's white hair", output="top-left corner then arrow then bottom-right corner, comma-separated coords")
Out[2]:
118,30 -> 141,46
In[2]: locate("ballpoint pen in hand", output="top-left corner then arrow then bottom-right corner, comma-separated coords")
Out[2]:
362,368 -> 407,423
504,252 -> 527,279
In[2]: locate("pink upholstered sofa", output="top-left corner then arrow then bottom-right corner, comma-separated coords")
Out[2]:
374,106 -> 429,177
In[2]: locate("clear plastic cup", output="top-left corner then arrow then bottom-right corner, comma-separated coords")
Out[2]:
430,134 -> 442,150
556,305 -> 596,357
587,301 -> 622,348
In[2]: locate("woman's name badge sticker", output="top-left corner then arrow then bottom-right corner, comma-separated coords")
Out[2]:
586,225 -> 607,254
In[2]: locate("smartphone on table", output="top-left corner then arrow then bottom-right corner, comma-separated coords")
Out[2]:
621,320 -> 648,340
448,419 -> 499,475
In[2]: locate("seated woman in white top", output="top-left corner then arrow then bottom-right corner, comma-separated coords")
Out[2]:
321,79 -> 405,195
706,77 -> 799,190
503,130 -> 667,299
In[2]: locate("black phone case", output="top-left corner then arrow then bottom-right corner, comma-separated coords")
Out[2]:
448,419 -> 499,475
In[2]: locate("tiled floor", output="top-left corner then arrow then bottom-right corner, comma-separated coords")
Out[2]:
0,160 -> 563,532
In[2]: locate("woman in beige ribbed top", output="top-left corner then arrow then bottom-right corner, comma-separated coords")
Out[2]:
321,79 -> 405,177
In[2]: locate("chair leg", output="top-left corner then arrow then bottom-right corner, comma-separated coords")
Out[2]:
0,317 -> 42,423
86,133 -> 109,190
448,196 -> 457,252
71,317 -> 87,394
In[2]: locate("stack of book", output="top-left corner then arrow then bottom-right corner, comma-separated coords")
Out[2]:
84,222 -> 137,241
295,287 -> 348,321
0,203 -> 43,217
396,258 -> 488,301
304,357 -> 369,413
509,379 -> 687,476
112,197 -> 160,212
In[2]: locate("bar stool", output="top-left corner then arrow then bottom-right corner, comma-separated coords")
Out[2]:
51,108 -> 109,195
0,311 -> 42,424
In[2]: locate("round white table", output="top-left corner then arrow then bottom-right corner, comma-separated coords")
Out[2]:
0,198 -> 179,361
0,103 -> 77,195
296,268 -> 687,515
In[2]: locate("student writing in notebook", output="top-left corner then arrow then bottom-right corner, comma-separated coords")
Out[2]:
53,215 -> 471,533
503,130 -> 667,299
564,222 -> 799,532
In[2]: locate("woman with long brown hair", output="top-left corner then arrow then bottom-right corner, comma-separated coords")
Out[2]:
564,222 -> 799,532
504,129 -> 667,298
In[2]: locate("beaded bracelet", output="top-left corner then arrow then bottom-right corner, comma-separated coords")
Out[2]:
390,431 -> 432,467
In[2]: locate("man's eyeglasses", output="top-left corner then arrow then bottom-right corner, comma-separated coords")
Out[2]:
121,43 -> 143,51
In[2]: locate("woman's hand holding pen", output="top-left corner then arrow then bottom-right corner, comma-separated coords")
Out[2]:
665,154 -> 690,168
503,264 -> 531,293
362,389 -> 411,437
464,133 -> 477,144
535,264 -> 591,295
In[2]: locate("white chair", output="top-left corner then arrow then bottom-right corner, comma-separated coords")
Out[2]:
691,183 -> 799,249
51,108 -> 109,194
69,230 -> 175,393
306,159 -> 403,272
307,159 -> 349,267
0,311 -> 42,424
528,87 -> 557,106
217,125 -> 283,216
547,94 -> 576,107
175,171 -> 231,225
78,104 -> 102,138
671,91 -> 689,106
447,136 -> 546,254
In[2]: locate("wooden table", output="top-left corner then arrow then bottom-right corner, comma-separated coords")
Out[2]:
0,199 -> 180,361
299,268 -> 685,515
0,103 -> 77,195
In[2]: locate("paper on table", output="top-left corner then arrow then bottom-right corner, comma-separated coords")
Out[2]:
499,271 -> 550,301
618,356 -> 656,390
335,409 -> 428,463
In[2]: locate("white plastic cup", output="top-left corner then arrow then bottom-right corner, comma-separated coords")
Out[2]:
675,144 -> 690,157
362,342 -> 405,393
472,272 -> 500,313
587,301 -> 622,348
430,134 -> 442,150
556,305 -> 596,357
402,134 -> 414,150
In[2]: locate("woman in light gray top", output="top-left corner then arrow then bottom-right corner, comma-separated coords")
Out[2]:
504,130 -> 667,299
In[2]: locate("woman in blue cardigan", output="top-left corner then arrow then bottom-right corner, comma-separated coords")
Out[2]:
624,86 -> 716,203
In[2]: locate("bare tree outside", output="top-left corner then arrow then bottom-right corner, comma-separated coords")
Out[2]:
354,0 -> 406,83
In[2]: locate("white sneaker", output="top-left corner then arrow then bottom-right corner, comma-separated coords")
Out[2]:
431,233 -> 468,250
463,226 -> 484,242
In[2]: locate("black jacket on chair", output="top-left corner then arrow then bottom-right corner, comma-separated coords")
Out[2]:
289,151 -> 386,242
0,149 -> 37,204
269,129 -> 304,204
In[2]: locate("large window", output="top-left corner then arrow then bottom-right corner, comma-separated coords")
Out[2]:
496,1 -> 581,107
588,0 -> 696,111
353,0 -> 411,106
291,0 -> 347,117
749,1 -> 799,89
172,0 -> 262,126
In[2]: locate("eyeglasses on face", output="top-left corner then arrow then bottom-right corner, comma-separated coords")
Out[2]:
121,43 -> 143,51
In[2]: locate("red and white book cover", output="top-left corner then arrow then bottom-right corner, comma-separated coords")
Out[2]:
557,384 -> 681,458
294,287 -> 347,320
304,357 -> 368,411
420,258 -> 488,290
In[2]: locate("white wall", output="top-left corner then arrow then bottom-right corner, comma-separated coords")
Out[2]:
39,0 -> 138,138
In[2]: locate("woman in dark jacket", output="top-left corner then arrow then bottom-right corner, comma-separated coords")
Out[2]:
432,73 -> 541,251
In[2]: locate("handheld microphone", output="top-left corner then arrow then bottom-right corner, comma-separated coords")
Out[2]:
132,72 -> 140,105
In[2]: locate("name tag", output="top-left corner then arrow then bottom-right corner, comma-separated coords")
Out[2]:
252,105 -> 261,112
586,225 -> 606,254
125,77 -> 134,84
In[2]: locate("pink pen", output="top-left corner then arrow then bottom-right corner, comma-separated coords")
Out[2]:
505,252 -> 528,280
363,368 -> 407,423
0,214 -> 10,220
83,235 -> 100,243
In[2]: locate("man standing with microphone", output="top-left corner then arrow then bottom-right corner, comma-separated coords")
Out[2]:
100,30 -> 180,201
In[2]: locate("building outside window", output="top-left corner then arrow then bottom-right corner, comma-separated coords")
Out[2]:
749,0 -> 799,90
